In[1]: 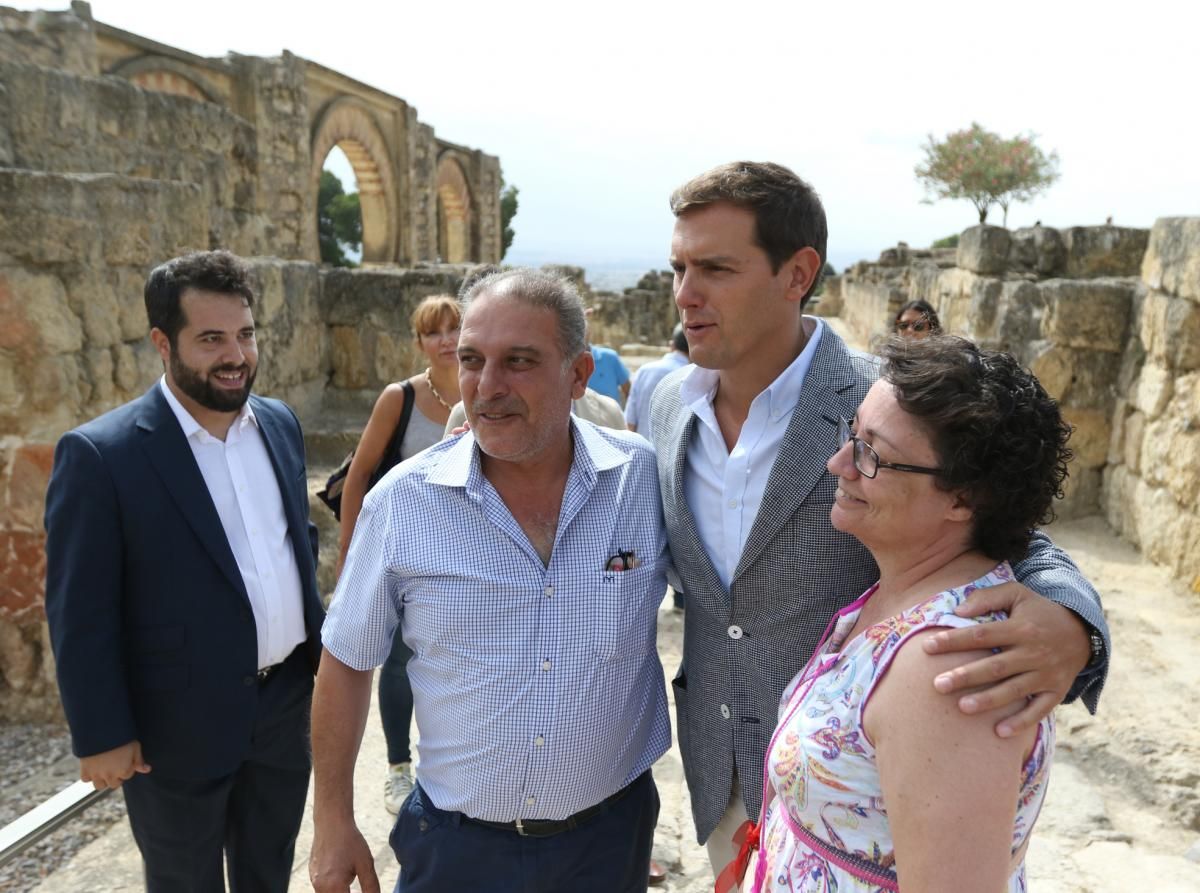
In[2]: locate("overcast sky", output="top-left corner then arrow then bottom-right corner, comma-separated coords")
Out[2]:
14,0 -> 1199,275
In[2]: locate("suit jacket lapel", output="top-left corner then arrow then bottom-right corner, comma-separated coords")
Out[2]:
252,399 -> 304,540
669,404 -> 728,599
137,387 -> 250,602
733,328 -> 864,580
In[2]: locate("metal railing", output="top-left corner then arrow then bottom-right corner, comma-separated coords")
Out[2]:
0,781 -> 110,869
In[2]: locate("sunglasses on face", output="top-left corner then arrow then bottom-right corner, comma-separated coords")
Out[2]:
895,318 -> 931,333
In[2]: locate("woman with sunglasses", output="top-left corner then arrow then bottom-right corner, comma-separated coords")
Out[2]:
747,336 -> 1069,892
892,299 -> 942,339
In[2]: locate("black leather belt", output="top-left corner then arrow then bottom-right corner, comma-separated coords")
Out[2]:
256,663 -> 282,682
465,778 -> 635,838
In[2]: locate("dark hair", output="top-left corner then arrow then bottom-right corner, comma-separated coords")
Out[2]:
671,323 -> 689,354
461,268 -> 586,360
893,299 -> 942,333
670,161 -> 828,303
879,335 -> 1072,563
144,250 -> 254,345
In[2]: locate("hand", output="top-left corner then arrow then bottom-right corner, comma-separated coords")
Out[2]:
921,581 -> 1090,738
309,820 -> 380,893
450,420 -> 470,436
79,741 -> 151,790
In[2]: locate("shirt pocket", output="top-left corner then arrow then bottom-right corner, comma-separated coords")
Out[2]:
589,565 -> 661,662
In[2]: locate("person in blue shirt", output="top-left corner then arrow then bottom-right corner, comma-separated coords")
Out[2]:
626,323 -> 690,440
583,307 -> 632,406
310,269 -> 670,893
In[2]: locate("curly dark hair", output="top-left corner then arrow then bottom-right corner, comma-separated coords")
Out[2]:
879,335 -> 1073,563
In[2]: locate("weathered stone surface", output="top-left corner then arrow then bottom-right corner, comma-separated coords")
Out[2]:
1040,279 -> 1133,352
1010,225 -> 1065,276
993,280 -> 1045,355
1133,363 -> 1173,418
1058,465 -> 1102,520
1124,410 -> 1146,473
1140,289 -> 1200,371
957,225 -> 1012,275
1063,349 -> 1122,410
1029,345 -> 1073,401
811,275 -> 843,317
1108,398 -> 1128,465
1062,226 -> 1150,278
1142,217 -> 1200,302
1064,407 -> 1110,468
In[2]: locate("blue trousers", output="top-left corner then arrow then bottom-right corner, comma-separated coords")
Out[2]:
391,770 -> 659,893
379,632 -> 414,765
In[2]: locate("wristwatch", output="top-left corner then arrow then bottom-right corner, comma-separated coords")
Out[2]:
1086,626 -> 1105,669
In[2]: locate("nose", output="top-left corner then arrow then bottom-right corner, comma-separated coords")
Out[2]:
827,437 -> 858,479
475,358 -> 507,400
673,268 -> 700,312
222,339 -> 247,367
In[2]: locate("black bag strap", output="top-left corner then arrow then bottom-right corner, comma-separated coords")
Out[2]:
368,379 -> 416,489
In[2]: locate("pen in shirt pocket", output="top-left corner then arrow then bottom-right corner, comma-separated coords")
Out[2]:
605,550 -> 640,572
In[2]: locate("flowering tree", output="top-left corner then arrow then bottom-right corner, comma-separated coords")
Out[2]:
915,123 -> 1060,226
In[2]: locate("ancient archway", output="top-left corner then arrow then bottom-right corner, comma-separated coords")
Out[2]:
108,56 -> 219,103
435,154 -> 473,264
309,98 -> 398,265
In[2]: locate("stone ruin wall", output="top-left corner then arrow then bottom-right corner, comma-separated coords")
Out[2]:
0,1 -> 515,720
823,219 -> 1200,591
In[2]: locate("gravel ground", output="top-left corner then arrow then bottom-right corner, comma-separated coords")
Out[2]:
0,723 -> 126,893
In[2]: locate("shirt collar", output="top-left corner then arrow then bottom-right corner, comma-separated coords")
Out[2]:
426,415 -> 630,498
158,375 -> 257,442
679,317 -> 825,419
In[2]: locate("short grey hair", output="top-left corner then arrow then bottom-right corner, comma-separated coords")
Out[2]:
460,268 -> 587,360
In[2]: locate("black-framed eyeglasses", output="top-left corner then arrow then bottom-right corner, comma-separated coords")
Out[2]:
836,418 -> 943,479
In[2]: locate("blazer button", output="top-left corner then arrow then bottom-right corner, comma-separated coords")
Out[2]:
242,675 -> 255,686
720,704 -> 731,719
727,625 -> 743,640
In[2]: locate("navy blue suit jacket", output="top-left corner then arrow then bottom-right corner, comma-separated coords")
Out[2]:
44,384 -> 324,778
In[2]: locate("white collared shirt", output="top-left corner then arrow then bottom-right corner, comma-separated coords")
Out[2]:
681,318 -> 825,587
158,377 -> 307,668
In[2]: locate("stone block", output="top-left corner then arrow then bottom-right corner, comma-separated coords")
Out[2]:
5,443 -> 54,532
114,267 -> 149,342
331,326 -> 368,390
0,615 -> 37,692
1101,465 -> 1133,540
1107,398 -> 1128,465
0,531 -> 46,615
84,346 -> 115,407
957,225 -> 1011,275
1063,349 -> 1122,410
0,267 -> 82,355
1061,226 -> 1150,278
1009,226 -> 1065,276
1133,363 -> 1173,418
1064,407 -> 1110,468
994,280 -> 1045,355
1040,279 -> 1133,352
65,270 -> 124,349
1057,465 -> 1102,520
1123,410 -> 1146,473
1029,346 -> 1073,401
1139,289 -> 1200,372
1142,217 -> 1200,302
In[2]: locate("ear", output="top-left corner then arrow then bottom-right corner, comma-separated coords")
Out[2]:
571,350 -> 596,400
149,327 -> 172,366
782,246 -> 823,306
945,489 -> 975,523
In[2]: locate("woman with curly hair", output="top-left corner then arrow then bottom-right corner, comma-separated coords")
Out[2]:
892,299 -> 942,339
747,335 -> 1070,892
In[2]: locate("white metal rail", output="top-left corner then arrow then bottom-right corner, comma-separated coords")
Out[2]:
0,781 -> 111,868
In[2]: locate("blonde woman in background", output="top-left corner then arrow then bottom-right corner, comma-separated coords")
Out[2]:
335,294 -> 462,814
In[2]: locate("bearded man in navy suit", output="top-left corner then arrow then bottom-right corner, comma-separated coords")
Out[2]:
44,250 -> 325,892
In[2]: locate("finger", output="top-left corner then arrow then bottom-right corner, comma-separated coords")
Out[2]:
953,672 -> 1040,716
924,622 -> 1004,657
359,865 -> 382,893
954,582 -> 1020,617
996,692 -> 1058,739
934,649 -> 1041,695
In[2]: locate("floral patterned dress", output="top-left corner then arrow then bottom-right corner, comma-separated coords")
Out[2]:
749,563 -> 1054,893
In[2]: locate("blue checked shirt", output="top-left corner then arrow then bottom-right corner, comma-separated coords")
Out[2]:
322,418 -> 672,822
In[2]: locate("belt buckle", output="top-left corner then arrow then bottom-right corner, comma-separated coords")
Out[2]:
256,665 -> 274,681
515,818 -> 526,837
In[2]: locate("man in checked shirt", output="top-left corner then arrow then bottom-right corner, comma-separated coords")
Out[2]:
310,269 -> 671,893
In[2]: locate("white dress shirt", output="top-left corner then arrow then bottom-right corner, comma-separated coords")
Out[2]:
681,318 -> 825,587
159,377 -> 307,668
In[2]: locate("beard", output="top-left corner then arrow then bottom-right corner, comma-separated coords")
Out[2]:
169,350 -> 257,413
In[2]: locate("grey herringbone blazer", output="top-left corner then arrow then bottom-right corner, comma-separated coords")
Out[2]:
649,326 -> 1109,844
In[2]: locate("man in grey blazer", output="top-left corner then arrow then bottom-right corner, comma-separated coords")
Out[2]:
648,161 -> 1110,876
